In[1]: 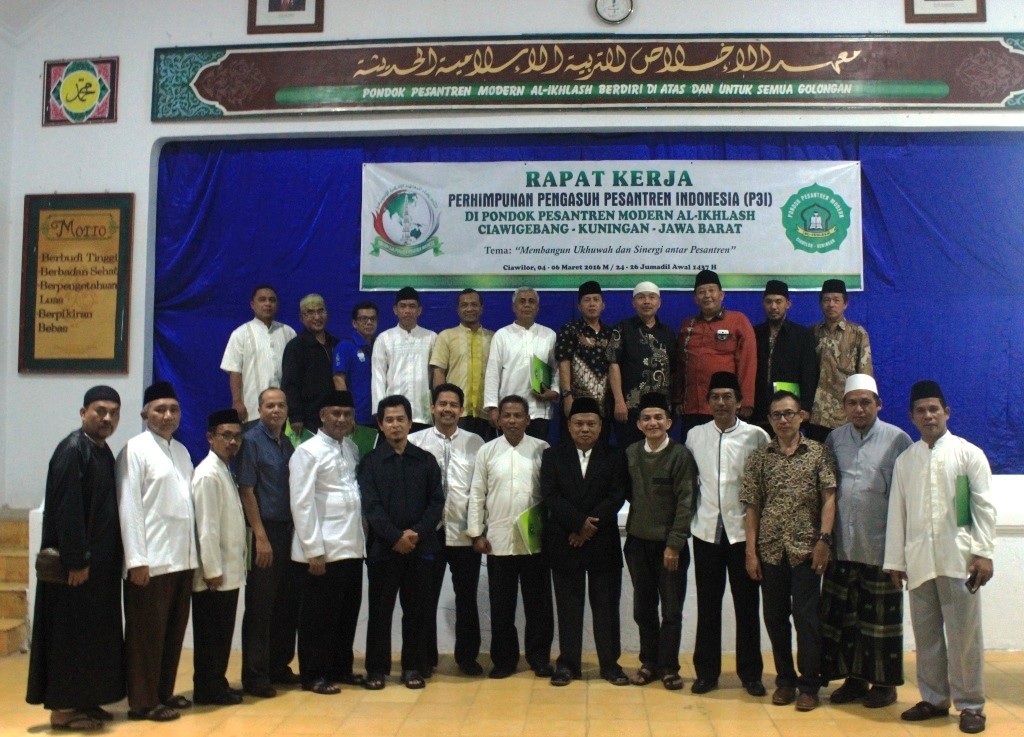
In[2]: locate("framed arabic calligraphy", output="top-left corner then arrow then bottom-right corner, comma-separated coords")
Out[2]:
905,0 -> 985,23
248,0 -> 324,34
153,35 -> 1024,119
43,57 -> 118,126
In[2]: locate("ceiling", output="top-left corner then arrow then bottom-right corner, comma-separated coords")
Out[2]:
0,1 -> 66,44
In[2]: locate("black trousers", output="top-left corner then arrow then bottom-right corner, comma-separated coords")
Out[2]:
487,553 -> 553,673
551,565 -> 623,676
123,569 -> 193,711
297,558 -> 362,685
459,416 -> 495,442
526,418 -> 551,442
762,557 -> 822,694
241,520 -> 301,689
624,535 -> 688,676
192,588 -> 240,699
365,555 -> 432,677
424,531 -> 483,668
692,536 -> 763,683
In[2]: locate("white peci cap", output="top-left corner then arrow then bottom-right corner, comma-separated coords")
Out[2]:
633,281 -> 660,297
843,374 -> 878,397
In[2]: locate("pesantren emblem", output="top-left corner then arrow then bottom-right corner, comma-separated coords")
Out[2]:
370,186 -> 443,258
780,183 -> 851,254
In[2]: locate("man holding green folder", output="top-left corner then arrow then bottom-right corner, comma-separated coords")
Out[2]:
884,380 -> 996,734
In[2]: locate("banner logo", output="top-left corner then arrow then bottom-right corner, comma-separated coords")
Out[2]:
370,186 -> 443,257
781,183 -> 851,254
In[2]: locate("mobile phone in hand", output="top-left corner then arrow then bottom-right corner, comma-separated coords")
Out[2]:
965,571 -> 980,594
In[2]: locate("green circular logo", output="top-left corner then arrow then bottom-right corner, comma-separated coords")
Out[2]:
780,183 -> 851,254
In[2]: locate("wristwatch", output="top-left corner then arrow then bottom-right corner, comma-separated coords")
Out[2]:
816,532 -> 834,547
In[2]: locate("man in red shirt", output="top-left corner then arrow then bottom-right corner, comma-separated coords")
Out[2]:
674,270 -> 756,439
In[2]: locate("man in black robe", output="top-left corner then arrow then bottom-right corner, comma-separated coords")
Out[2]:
27,386 -> 126,730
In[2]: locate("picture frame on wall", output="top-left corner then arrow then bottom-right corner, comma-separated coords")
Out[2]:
43,57 -> 118,126
905,0 -> 986,23
247,0 -> 324,34
19,193 -> 133,374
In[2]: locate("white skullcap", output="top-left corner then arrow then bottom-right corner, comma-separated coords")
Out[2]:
633,281 -> 660,296
844,374 -> 878,397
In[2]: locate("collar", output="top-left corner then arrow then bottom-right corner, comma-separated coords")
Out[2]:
715,417 -> 741,435
767,435 -> 809,455
698,309 -> 726,322
255,420 -> 285,443
631,314 -> 663,330
821,319 -> 847,333
349,329 -> 371,347
315,429 -> 342,450
429,425 -> 460,442
644,435 -> 671,453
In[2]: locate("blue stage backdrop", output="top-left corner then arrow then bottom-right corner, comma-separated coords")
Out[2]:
155,132 -> 1024,472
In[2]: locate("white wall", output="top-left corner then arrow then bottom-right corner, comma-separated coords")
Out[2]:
5,0 -> 1024,648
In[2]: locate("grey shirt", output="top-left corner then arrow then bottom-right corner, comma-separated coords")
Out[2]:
826,418 -> 912,566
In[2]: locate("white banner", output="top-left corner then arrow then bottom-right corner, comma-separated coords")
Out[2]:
362,160 -> 862,291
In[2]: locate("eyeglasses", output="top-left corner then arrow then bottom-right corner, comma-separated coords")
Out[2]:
354,315 -> 378,323
215,432 -> 243,443
302,307 -> 326,316
768,410 -> 799,421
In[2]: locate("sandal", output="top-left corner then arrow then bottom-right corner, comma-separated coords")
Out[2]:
51,712 -> 102,731
337,673 -> 365,686
81,707 -> 114,722
162,695 -> 192,709
363,675 -> 386,691
630,665 -> 656,686
128,705 -> 180,722
662,673 -> 684,691
302,678 -> 340,695
401,670 -> 426,690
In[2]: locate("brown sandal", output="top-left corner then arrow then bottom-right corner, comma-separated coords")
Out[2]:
630,665 -> 656,686
51,712 -> 102,731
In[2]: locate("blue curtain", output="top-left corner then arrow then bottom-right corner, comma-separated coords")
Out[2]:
155,132 -> 1024,471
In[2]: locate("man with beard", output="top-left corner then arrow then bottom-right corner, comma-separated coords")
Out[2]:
27,386 -> 126,730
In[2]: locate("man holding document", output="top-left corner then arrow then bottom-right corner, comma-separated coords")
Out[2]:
483,287 -> 559,441
884,380 -> 996,734
468,395 -> 553,679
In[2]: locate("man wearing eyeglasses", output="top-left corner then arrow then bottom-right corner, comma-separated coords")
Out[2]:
334,301 -> 380,431
191,409 -> 246,706
282,294 -> 339,436
741,391 -> 837,713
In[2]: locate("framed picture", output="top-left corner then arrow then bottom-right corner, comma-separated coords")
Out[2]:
905,0 -> 986,23
43,57 -> 118,126
247,0 -> 324,34
19,194 -> 133,374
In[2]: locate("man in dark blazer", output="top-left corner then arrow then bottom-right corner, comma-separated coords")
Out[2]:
752,280 -> 819,430
541,397 -> 629,686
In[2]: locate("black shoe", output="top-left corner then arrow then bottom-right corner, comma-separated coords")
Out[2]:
959,709 -> 986,734
601,668 -> 630,686
489,667 -> 516,679
743,680 -> 767,697
243,684 -> 277,698
830,678 -> 870,704
901,701 -> 950,721
458,661 -> 484,676
864,685 -> 897,709
271,670 -> 301,685
336,673 -> 366,686
227,687 -> 244,698
690,678 -> 718,695
193,691 -> 243,706
532,663 -> 554,678
550,668 -> 573,687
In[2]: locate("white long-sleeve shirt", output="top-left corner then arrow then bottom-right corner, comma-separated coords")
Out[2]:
409,426 -> 485,546
467,434 -> 548,555
191,451 -> 247,592
220,318 -> 296,418
289,430 -> 364,563
883,431 -> 997,591
116,429 -> 197,576
685,418 -> 769,545
483,322 -> 559,420
371,325 -> 437,425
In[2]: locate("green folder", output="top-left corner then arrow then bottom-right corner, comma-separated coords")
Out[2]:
772,381 -> 800,397
531,355 -> 552,394
349,424 -> 378,459
955,474 -> 972,527
516,502 -> 545,554
284,420 -> 314,448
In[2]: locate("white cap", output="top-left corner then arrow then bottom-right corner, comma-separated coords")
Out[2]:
843,374 -> 878,397
633,281 -> 660,296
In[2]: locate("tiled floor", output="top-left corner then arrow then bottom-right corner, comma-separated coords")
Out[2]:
1,651 -> 1022,736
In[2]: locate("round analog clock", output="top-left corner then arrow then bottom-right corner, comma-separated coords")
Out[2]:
595,0 -> 633,24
